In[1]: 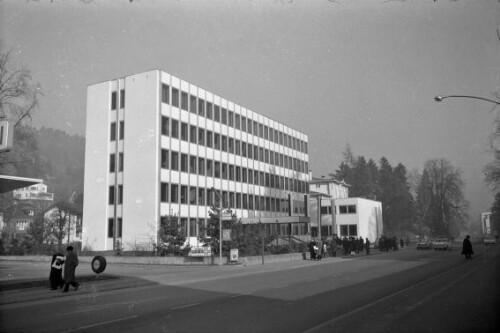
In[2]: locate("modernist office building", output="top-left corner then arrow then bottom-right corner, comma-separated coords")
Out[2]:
83,70 -> 310,251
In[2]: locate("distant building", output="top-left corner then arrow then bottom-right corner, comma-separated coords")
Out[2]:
83,70 -> 311,251
2,202 -> 39,241
309,176 -> 383,242
44,201 -> 83,245
13,182 -> 54,210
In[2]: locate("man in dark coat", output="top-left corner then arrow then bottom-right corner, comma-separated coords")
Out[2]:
62,246 -> 79,292
49,252 -> 65,290
365,238 -> 371,255
461,235 -> 473,259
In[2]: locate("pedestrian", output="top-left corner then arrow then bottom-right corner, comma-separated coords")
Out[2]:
461,235 -> 473,260
365,238 -> 371,255
62,246 -> 79,292
322,242 -> 327,258
313,242 -> 320,260
309,241 -> 316,260
49,252 -> 65,290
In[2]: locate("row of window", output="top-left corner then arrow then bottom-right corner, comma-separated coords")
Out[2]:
160,117 -> 308,173
319,205 -> 357,215
159,149 -> 309,193
159,84 -> 308,154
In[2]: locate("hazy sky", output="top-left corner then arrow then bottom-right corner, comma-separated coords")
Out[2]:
1,0 -> 498,224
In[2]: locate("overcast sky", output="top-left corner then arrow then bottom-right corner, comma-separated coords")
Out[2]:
1,0 -> 498,225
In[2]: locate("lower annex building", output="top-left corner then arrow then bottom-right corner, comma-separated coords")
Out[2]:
83,70 -> 311,251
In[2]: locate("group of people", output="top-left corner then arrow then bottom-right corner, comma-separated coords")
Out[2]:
309,236 -> 372,259
49,245 -> 80,293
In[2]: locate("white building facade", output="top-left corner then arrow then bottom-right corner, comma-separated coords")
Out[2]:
83,70 -> 310,251
309,177 -> 383,242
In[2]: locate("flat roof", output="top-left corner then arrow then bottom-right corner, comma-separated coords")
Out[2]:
0,175 -> 43,194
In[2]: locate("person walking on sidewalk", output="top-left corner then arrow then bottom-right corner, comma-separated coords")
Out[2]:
49,252 -> 65,290
365,238 -> 371,255
461,235 -> 474,260
62,246 -> 79,292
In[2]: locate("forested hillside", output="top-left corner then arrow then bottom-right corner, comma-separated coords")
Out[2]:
0,126 -> 85,203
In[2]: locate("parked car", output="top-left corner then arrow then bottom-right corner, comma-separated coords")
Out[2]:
433,237 -> 452,251
417,240 -> 432,250
484,235 -> 496,245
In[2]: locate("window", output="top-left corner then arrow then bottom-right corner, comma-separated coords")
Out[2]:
214,161 -> 220,178
162,116 -> 169,136
222,163 -> 228,179
120,89 -> 125,109
348,205 -> 357,214
206,159 -> 213,177
189,186 -> 196,204
206,131 -> 213,148
247,118 -> 252,134
162,84 -> 170,104
235,166 -> 241,182
171,151 -> 179,170
108,186 -> 115,205
222,135 -> 227,152
248,169 -> 253,184
214,105 -> 220,122
259,123 -> 264,138
189,218 -> 197,237
269,128 -> 274,142
228,138 -> 234,154
190,95 -> 197,114
111,91 -> 117,110
207,189 -> 214,206
349,225 -> 358,236
248,195 -> 254,210
119,121 -> 124,140
260,171 -> 265,186
254,146 -> 259,161
198,157 -> 205,175
206,102 -> 213,119
235,114 -> 240,129
161,182 -> 168,202
274,129 -> 279,144
198,128 -> 205,145
242,194 -> 248,209
180,185 -> 188,204
229,165 -> 234,181
241,116 -> 247,131
254,170 -> 259,185
161,149 -> 169,169
198,188 -> 205,206
108,218 -> 114,238
198,99 -> 205,116
241,143 -> 247,157
235,140 -> 240,155
247,144 -> 253,159
264,125 -> 268,140
118,185 -> 123,204
259,147 -> 264,162
190,125 -> 197,144
229,192 -> 235,208
236,193 -> 242,208
320,206 -> 331,214
181,91 -> 188,111
118,152 -> 124,172
170,184 -> 178,203
339,206 -> 347,214
189,156 -> 196,173
181,153 -> 188,172
228,111 -> 234,127
242,167 -> 247,183
181,122 -> 188,141
253,121 -> 259,136
171,119 -> 179,138
110,122 -> 116,141
109,153 -> 116,173
221,108 -> 227,125
214,133 -> 220,150
172,88 -> 179,107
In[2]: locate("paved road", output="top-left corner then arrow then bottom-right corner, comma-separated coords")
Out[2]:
0,244 -> 498,332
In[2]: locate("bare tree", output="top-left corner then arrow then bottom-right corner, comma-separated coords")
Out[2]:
0,42 -> 41,126
484,116 -> 500,190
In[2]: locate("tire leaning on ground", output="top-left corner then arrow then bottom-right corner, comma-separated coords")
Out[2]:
91,255 -> 107,274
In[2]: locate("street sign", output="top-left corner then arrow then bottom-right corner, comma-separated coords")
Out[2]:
222,229 -> 231,241
221,212 -> 232,221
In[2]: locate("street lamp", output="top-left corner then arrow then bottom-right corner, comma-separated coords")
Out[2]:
434,95 -> 500,106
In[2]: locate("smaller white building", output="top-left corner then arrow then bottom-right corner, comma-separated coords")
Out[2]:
480,212 -> 492,235
309,176 -> 383,242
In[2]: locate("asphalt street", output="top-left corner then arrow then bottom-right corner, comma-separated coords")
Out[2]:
1,244 -> 498,333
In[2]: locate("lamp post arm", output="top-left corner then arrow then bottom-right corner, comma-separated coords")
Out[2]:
435,95 -> 500,106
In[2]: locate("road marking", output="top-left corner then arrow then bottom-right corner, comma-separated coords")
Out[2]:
231,293 -> 251,298
60,315 -> 138,332
170,303 -> 201,310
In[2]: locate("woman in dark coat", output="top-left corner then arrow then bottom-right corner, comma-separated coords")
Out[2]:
49,252 -> 65,290
62,246 -> 79,292
461,235 -> 473,259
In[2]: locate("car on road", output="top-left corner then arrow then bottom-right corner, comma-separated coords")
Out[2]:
433,238 -> 452,251
484,235 -> 496,245
417,240 -> 432,250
